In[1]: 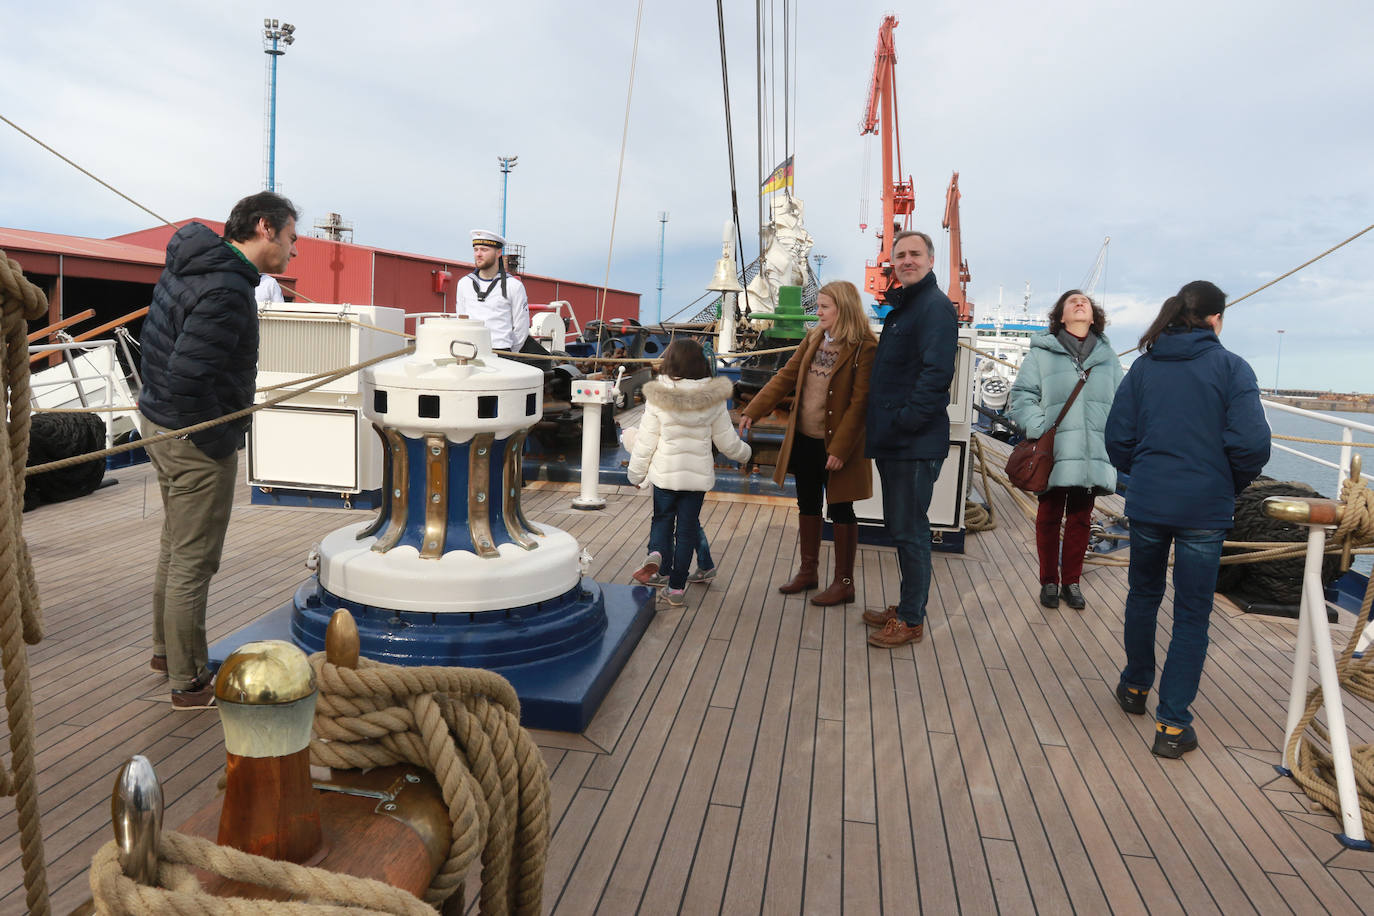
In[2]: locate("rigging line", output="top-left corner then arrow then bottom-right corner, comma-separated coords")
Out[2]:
1117,221 -> 1374,358
2,111 -> 323,305
717,0 -> 755,327
755,0 -> 765,258
1,112 -> 175,228
595,0 -> 647,353
783,0 -> 789,167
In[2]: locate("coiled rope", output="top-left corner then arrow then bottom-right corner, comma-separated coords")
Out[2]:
87,652 -> 550,913
0,249 -> 52,913
307,654 -> 549,914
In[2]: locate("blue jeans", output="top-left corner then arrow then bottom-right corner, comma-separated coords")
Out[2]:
650,487 -> 706,590
876,457 -> 943,625
1119,521 -> 1226,729
648,525 -> 712,572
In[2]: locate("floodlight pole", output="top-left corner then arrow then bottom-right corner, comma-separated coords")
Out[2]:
498,156 -> 519,238
262,19 -> 296,192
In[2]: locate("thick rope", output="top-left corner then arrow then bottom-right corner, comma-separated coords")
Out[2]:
0,250 -> 51,913
1283,565 -> 1374,838
88,831 -> 434,915
308,655 -> 549,914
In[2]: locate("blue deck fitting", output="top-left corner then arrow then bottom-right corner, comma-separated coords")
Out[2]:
210,577 -> 658,733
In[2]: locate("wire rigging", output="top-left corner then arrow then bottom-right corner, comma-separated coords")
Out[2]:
594,0 -> 648,354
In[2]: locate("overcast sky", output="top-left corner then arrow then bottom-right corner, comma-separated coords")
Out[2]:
2,1 -> 1370,390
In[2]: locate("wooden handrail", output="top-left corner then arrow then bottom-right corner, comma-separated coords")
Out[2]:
27,309 -> 96,343
30,306 -> 149,363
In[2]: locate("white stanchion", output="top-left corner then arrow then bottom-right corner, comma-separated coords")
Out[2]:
570,368 -> 625,511
1278,522 -> 1369,847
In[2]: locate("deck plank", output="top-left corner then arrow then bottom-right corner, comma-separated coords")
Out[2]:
7,450 -> 1372,915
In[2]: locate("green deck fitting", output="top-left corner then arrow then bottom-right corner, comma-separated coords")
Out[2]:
748,285 -> 810,341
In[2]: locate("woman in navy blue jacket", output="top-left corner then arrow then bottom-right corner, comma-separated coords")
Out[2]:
1104,281 -> 1270,759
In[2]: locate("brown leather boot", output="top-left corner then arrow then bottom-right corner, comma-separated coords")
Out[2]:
778,514 -> 822,593
811,522 -> 857,606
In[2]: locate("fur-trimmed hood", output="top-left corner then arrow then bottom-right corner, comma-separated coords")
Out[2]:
641,375 -> 733,411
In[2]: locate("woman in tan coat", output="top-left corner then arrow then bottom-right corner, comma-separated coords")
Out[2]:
738,280 -> 877,605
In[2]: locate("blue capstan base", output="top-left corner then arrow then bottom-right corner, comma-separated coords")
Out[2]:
210,578 -> 658,733
1273,764 -> 1293,777
249,486 -> 383,511
1336,833 -> 1374,851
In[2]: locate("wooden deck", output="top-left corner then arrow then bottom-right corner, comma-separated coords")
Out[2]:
4,450 -> 1374,913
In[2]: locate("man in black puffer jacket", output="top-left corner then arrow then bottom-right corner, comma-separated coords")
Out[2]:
138,192 -> 298,709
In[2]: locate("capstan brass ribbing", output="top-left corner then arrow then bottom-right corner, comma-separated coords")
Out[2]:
356,424 -> 391,541
503,430 -> 542,547
421,433 -> 449,559
372,427 -> 409,552
468,433 -> 499,558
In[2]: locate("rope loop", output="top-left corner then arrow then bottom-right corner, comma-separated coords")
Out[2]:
0,248 -> 51,913
308,654 -> 548,914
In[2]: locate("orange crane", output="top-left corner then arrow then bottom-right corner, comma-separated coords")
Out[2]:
942,171 -> 974,324
860,14 -> 914,304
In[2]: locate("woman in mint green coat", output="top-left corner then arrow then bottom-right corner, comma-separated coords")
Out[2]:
1009,290 -> 1124,611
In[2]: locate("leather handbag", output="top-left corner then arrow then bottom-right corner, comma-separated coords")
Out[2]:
1005,371 -> 1090,493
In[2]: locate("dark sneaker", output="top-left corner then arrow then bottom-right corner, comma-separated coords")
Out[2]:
867,618 -> 923,648
631,551 -> 662,585
662,588 -> 687,608
1039,584 -> 1059,608
687,566 -> 717,585
1063,583 -> 1085,610
1115,683 -> 1148,716
150,654 -> 168,674
171,676 -> 216,711
1151,723 -> 1198,759
861,605 -> 898,628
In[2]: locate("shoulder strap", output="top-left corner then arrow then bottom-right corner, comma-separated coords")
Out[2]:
1046,369 -> 1091,434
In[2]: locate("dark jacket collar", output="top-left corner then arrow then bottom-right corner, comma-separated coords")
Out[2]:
885,271 -> 939,312
1148,327 -> 1222,361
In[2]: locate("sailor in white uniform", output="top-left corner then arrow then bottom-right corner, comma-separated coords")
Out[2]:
454,229 -> 532,352
256,273 -> 285,303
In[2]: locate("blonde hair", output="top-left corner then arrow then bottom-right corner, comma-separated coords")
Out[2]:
815,281 -> 876,347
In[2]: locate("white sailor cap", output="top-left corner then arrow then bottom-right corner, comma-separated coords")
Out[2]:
470,229 -> 505,249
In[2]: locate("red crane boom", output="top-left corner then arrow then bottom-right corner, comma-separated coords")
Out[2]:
941,171 -> 974,324
860,14 -> 914,304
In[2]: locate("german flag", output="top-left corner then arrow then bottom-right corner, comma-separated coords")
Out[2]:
761,156 -> 794,194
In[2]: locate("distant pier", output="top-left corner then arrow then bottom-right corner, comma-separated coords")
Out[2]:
1262,389 -> 1374,414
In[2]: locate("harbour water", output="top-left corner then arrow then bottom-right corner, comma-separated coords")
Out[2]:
1261,405 -> 1374,576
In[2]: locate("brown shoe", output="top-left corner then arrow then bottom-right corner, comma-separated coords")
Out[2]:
861,605 -> 898,628
867,618 -> 923,648
150,654 -> 168,674
171,676 -> 216,711
778,514 -> 822,594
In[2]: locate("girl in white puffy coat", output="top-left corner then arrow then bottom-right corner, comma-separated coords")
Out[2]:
626,339 -> 751,603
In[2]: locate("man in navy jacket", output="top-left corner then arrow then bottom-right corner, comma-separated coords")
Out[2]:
138,192 -> 298,709
862,231 -> 958,647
